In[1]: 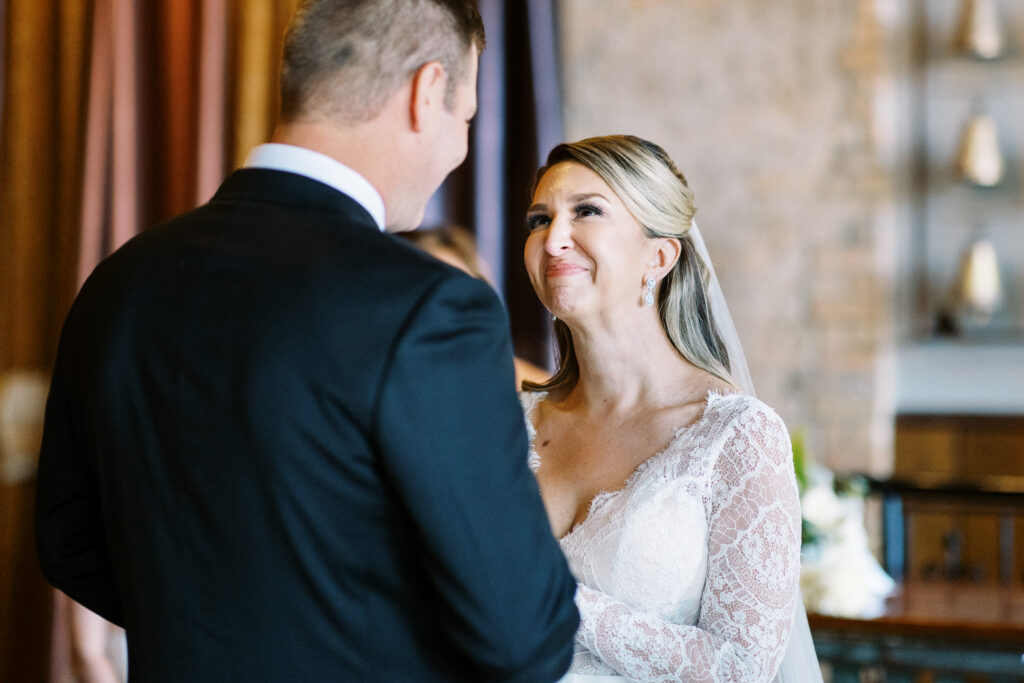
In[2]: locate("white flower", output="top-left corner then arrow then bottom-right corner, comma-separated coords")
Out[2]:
801,482 -> 844,531
802,538 -> 894,617
800,468 -> 895,618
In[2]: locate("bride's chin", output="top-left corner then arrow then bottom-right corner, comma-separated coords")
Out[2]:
545,287 -> 582,313
545,299 -> 577,321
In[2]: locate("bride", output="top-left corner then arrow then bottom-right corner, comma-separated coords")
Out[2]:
520,135 -> 821,682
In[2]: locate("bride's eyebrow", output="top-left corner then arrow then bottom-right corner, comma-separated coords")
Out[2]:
570,193 -> 607,202
528,193 -> 609,212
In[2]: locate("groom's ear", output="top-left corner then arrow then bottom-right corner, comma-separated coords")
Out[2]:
647,237 -> 682,278
408,60 -> 446,133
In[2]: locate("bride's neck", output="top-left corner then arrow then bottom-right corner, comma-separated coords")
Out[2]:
565,313 -> 696,414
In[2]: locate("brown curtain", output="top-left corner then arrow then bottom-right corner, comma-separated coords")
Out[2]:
77,0 -> 296,283
0,1 -> 90,372
230,0 -> 298,170
0,2 -> 93,680
0,1 -> 297,678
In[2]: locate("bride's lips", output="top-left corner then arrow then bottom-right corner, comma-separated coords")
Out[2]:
545,261 -> 587,277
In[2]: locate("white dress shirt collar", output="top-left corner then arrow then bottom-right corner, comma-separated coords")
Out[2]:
243,143 -> 386,231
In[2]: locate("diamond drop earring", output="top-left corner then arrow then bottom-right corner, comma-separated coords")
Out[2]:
645,278 -> 656,306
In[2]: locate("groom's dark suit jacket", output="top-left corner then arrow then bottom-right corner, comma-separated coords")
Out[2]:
36,169 -> 578,682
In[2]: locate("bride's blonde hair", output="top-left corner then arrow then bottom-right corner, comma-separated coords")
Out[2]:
522,134 -> 734,393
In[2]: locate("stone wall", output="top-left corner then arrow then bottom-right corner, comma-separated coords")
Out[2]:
558,0 -> 909,472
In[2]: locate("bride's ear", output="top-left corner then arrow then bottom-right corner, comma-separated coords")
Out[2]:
646,237 -> 682,280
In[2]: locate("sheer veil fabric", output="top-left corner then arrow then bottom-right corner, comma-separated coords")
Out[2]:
690,221 -> 823,683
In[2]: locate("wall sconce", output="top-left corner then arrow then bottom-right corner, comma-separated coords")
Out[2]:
952,238 -> 1003,328
955,109 -> 1004,187
953,0 -> 1005,59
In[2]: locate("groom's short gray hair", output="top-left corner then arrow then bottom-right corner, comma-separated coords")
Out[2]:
280,0 -> 485,125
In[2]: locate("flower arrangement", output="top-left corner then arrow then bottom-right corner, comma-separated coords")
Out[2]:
792,431 -> 895,618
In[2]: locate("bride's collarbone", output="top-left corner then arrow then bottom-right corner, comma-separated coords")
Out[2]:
535,399 -> 704,470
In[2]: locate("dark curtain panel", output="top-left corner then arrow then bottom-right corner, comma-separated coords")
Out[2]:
423,0 -> 563,368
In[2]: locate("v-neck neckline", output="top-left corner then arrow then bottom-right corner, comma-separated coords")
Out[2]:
524,389 -> 740,541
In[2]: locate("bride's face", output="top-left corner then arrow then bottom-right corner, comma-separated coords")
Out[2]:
524,162 -> 650,323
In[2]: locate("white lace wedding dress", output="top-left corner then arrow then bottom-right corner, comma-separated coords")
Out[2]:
522,389 -> 803,682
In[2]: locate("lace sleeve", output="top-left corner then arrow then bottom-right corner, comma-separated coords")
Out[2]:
573,403 -> 802,682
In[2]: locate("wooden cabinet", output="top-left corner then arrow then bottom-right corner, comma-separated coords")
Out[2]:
894,414 -> 1024,585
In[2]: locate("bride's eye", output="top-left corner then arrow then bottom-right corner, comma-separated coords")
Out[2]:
575,203 -> 604,218
526,214 -> 550,231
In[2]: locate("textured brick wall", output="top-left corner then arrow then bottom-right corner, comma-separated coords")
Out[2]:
558,0 -> 904,472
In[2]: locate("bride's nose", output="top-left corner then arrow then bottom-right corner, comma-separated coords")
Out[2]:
544,214 -> 573,255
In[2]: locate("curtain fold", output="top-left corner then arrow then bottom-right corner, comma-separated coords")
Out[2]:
0,0 -> 91,369
230,0 -> 297,169
156,0 -> 199,221
0,2 -> 94,679
196,0 -> 229,204
76,0 -> 113,285
54,3 -> 90,316
0,0 -> 6,132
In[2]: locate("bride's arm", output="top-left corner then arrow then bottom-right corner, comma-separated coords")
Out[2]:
573,404 -> 802,682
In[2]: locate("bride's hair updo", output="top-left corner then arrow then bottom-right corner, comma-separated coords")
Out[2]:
523,134 -> 734,393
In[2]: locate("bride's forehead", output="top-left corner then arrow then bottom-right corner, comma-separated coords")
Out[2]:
536,162 -> 616,197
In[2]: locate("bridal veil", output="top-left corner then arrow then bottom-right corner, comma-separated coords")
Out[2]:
690,221 -> 824,683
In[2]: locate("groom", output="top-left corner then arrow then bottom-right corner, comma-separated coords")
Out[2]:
34,1 -> 578,680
